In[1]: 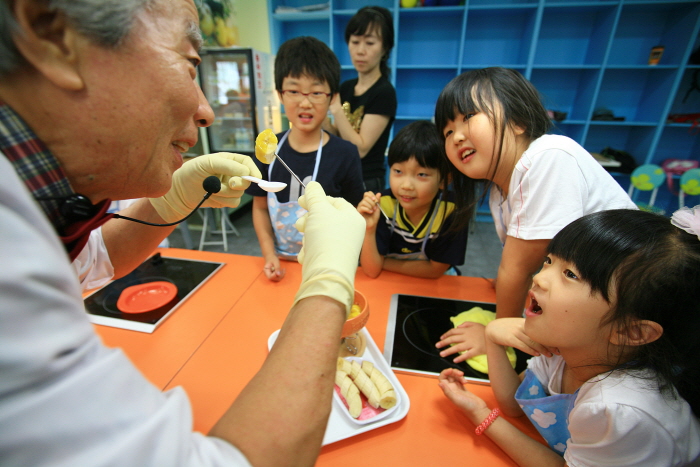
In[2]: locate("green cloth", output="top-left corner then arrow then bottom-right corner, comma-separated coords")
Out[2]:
450,307 -> 517,374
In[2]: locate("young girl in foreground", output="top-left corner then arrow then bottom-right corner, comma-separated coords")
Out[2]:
439,207 -> 700,467
435,67 -> 635,364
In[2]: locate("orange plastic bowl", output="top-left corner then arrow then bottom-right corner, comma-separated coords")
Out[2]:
341,290 -> 369,338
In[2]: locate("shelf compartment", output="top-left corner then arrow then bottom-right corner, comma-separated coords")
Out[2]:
608,2 -> 700,66
334,0 -> 393,10
656,125 -> 700,162
461,8 -> 537,68
397,8 -> 465,67
340,68 -> 355,85
548,122 -> 587,143
543,0 -> 619,4
469,0 -> 538,6
393,118 -> 427,136
595,68 -> 677,123
395,68 -> 457,118
332,13 -> 352,67
531,68 -> 601,121
271,18 -> 330,46
533,4 -> 617,66
584,125 -> 656,164
669,68 -> 700,116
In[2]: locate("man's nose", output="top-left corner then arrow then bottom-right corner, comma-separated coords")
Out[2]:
195,84 -> 214,127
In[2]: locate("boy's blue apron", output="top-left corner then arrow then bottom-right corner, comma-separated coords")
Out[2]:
514,369 -> 579,456
267,129 -> 323,259
385,194 -> 457,275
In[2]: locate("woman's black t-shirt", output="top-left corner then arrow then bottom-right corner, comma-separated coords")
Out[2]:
339,76 -> 397,184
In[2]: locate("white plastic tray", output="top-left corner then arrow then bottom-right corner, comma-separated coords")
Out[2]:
333,356 -> 401,425
268,328 -> 410,445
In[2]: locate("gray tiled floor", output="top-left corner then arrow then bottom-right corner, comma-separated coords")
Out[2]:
168,204 -> 503,279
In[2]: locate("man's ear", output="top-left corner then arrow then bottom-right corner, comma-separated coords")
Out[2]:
10,0 -> 84,91
610,319 -> 663,346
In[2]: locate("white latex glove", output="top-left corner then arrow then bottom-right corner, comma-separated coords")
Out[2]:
294,181 -> 365,316
150,152 -> 262,223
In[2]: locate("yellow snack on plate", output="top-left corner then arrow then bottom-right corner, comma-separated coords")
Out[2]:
335,370 -> 362,418
349,361 -> 381,408
255,128 -> 277,164
361,361 -> 396,409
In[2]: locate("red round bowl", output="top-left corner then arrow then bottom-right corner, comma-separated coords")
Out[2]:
341,290 -> 369,338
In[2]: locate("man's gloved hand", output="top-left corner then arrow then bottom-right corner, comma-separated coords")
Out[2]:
294,182 -> 365,316
150,153 -> 262,223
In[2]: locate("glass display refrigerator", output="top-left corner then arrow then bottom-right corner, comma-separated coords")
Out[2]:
198,47 -> 281,156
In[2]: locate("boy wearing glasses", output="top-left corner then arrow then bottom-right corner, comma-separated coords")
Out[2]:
247,36 -> 364,281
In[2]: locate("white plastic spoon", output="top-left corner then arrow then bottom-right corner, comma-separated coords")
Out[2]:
241,175 -> 287,193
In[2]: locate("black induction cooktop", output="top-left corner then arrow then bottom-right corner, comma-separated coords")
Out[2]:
383,294 -> 530,383
84,253 -> 223,333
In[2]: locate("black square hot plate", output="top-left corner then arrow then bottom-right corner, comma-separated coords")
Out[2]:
84,253 -> 223,333
383,294 -> 530,383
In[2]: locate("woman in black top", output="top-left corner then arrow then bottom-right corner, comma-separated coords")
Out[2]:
327,6 -> 397,192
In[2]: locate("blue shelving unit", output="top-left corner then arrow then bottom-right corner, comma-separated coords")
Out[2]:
268,0 -> 700,215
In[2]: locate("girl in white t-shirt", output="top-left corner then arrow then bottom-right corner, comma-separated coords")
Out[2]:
439,207 -> 700,466
434,67 -> 636,366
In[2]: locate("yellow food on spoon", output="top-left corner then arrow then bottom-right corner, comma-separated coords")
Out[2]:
255,128 -> 278,164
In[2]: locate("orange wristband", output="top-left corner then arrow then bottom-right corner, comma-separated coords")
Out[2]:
475,408 -> 500,435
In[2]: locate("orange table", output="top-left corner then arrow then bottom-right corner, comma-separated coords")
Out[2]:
93,249 -> 263,389
96,249 -> 541,465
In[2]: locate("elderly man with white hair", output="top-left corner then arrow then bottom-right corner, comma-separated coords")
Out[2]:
0,1 -> 365,465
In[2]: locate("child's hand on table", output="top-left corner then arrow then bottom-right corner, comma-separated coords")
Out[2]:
263,255 -> 286,282
436,323 -> 487,364
438,368 -> 491,425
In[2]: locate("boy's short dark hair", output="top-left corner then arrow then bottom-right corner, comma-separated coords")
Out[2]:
388,120 -> 448,176
274,36 -> 340,95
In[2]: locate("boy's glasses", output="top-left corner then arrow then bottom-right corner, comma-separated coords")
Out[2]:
280,90 -> 332,104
